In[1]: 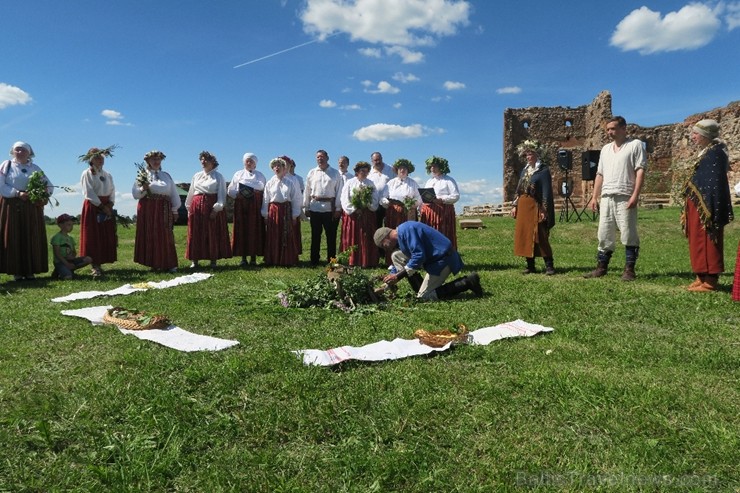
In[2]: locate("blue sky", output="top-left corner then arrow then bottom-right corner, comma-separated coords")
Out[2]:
2,0 -> 739,217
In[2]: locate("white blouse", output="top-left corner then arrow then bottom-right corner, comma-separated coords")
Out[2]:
132,169 -> 181,213
81,167 -> 115,206
262,175 -> 302,219
227,169 -> 267,198
340,177 -> 380,215
0,159 -> 53,198
185,169 -> 226,212
380,177 -> 422,209
424,174 -> 460,204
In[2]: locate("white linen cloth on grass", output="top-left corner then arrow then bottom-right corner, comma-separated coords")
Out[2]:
294,319 -> 553,366
51,273 -> 212,303
61,305 -> 239,352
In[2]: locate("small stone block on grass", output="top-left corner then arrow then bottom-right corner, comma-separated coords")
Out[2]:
459,218 -> 485,229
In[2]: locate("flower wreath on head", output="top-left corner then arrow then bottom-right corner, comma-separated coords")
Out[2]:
516,140 -> 548,164
144,150 -> 166,163
78,144 -> 118,164
270,157 -> 288,169
393,158 -> 415,174
425,156 -> 450,175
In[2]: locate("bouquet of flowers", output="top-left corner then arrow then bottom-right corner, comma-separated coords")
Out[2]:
402,195 -> 417,211
350,184 -> 373,210
135,162 -> 149,191
26,171 -> 72,207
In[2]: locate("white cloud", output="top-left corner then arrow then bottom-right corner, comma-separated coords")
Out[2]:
457,180 -> 504,207
301,0 -> 471,47
610,4 -> 721,54
364,80 -> 400,94
319,99 -> 337,108
496,86 -> 522,95
101,108 -> 133,126
340,104 -> 362,110
358,47 -> 382,58
384,45 -> 425,63
443,80 -> 466,90
392,72 -> 420,83
727,2 -> 740,30
393,102 -> 402,109
0,83 -> 32,109
352,123 -> 445,141
431,95 -> 452,102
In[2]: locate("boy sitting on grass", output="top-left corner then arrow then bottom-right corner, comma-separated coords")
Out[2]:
51,214 -> 92,280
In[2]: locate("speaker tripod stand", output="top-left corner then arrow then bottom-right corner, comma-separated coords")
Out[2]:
558,170 -> 582,223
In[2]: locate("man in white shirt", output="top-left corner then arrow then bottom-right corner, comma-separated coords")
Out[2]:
338,155 -> 350,187
369,152 -> 395,259
303,149 -> 343,266
584,116 -> 647,281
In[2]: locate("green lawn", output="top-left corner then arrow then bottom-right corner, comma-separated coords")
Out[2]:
0,208 -> 738,492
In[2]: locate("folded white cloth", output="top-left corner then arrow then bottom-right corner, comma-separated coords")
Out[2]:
52,273 -> 212,303
61,305 -> 239,352
295,319 -> 553,366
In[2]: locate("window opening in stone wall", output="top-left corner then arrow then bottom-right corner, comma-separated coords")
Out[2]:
565,119 -> 573,127
522,120 -> 530,129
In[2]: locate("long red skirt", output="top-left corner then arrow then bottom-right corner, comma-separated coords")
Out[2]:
0,197 -> 48,276
341,209 -> 379,267
685,199 -> 724,275
420,202 -> 457,250
733,241 -> 740,302
185,194 -> 232,261
264,202 -> 298,266
231,192 -> 265,257
134,194 -> 178,270
80,196 -> 117,265
383,202 -> 415,265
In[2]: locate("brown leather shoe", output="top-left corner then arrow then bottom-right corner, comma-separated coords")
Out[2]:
621,263 -> 636,281
687,276 -> 703,289
583,262 -> 608,278
688,282 -> 717,292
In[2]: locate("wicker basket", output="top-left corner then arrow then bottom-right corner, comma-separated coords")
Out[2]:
103,307 -> 171,330
414,324 -> 470,348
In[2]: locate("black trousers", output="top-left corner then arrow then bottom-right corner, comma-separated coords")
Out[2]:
309,211 -> 339,265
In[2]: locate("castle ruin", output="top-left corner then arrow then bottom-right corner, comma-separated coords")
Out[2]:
498,91 -> 739,209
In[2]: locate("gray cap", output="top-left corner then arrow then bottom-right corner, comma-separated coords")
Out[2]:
373,227 -> 392,247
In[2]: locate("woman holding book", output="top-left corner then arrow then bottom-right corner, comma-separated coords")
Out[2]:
511,140 -> 556,275
132,150 -> 181,272
79,145 -> 118,277
420,156 -> 459,250
185,151 -> 232,269
0,141 -> 52,280
380,158 -> 421,265
261,157 -> 302,266
340,161 -> 380,267
228,152 -> 266,266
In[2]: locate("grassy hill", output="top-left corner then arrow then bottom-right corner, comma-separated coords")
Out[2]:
0,208 -> 737,491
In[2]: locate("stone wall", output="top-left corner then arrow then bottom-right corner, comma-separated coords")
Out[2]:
502,91 -> 740,205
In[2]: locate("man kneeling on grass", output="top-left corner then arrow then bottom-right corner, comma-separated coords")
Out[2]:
374,222 -> 482,300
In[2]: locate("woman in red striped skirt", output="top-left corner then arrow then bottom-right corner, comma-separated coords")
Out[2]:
132,150 -> 180,272
340,161 -> 380,267
185,151 -> 232,269
262,158 -> 302,266
79,146 -> 118,277
420,156 -> 459,250
0,141 -> 52,281
227,152 -> 266,266
379,158 -> 421,265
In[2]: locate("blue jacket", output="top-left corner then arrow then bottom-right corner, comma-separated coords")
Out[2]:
396,222 -> 463,276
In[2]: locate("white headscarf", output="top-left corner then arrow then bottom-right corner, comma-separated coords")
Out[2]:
9,141 -> 35,159
243,152 -> 258,164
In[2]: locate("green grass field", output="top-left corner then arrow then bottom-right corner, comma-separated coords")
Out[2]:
1,208 -> 738,492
